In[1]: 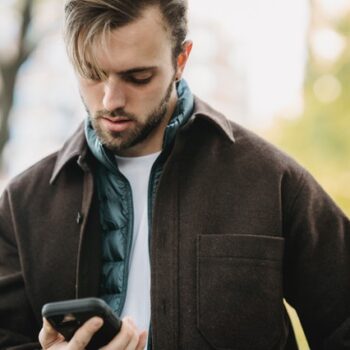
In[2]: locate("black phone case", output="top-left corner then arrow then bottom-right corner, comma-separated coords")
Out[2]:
42,297 -> 122,349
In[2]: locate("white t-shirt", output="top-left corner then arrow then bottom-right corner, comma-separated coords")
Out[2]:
115,151 -> 160,338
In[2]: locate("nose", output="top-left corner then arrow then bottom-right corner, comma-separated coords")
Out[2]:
102,76 -> 126,112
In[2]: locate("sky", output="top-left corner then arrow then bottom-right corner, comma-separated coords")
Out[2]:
186,0 -> 349,124
186,0 -> 310,124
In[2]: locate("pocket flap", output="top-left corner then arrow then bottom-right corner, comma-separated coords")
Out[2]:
198,234 -> 284,261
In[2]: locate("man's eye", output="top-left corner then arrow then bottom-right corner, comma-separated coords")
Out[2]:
125,75 -> 153,85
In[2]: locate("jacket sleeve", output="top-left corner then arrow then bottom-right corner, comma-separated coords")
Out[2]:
0,188 -> 41,349
283,168 -> 350,349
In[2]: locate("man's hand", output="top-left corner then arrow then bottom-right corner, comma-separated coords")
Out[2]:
39,317 -> 147,350
100,317 -> 147,350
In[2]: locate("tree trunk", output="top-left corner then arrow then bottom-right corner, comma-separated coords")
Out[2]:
0,0 -> 35,165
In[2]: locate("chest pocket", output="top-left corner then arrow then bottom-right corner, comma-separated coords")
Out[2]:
197,234 -> 284,350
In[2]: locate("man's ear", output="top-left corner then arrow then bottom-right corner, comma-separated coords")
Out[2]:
176,40 -> 193,80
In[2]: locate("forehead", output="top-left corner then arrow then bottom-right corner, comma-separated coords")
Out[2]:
91,6 -> 173,72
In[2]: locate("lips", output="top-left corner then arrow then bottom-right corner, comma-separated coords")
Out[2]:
101,116 -> 134,133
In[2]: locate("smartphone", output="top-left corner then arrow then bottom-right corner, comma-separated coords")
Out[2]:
42,297 -> 122,349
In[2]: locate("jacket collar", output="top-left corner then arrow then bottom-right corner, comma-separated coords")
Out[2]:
192,96 -> 235,143
50,125 -> 88,184
50,95 -> 235,184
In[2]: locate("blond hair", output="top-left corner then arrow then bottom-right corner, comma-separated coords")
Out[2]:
64,0 -> 188,80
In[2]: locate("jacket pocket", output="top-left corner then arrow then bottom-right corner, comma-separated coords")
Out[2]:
197,234 -> 284,350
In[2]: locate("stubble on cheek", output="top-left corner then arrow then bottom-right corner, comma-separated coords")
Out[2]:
82,73 -> 176,153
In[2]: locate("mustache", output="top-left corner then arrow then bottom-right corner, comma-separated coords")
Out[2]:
95,108 -> 136,120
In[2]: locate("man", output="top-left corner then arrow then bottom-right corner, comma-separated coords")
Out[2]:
0,0 -> 349,349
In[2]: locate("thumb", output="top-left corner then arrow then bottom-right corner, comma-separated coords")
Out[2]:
39,318 -> 65,349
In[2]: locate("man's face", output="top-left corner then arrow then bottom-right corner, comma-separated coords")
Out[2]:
78,6 -> 181,157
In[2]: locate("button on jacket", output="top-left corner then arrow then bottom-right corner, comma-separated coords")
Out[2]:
0,97 -> 349,349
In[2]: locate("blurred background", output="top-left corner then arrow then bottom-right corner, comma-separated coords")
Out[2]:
0,0 -> 349,348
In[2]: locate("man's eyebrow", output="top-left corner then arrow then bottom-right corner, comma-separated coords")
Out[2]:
118,66 -> 157,75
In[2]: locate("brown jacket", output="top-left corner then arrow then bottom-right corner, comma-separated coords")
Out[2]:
0,97 -> 349,349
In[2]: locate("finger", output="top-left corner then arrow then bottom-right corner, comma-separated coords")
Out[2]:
67,317 -> 103,350
103,317 -> 138,350
123,317 -> 137,331
124,321 -> 147,350
124,319 -> 144,350
136,330 -> 148,350
125,329 -> 140,350
119,318 -> 139,349
39,318 -> 65,349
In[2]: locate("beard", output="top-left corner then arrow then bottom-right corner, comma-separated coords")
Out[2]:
86,76 -> 175,154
